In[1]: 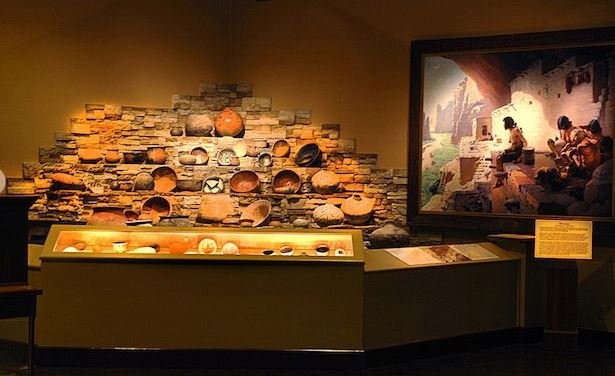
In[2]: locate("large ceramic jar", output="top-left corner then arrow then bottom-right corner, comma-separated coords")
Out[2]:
185,114 -> 214,136
312,203 -> 344,227
311,169 -> 339,194
341,194 -> 374,225
214,107 -> 244,137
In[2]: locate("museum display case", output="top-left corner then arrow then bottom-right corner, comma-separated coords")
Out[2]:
36,225 -> 366,352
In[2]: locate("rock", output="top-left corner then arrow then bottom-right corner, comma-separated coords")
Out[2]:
369,223 -> 410,248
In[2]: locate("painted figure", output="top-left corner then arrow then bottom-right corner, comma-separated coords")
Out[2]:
496,116 -> 527,171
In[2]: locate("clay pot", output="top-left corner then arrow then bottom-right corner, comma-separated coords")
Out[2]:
232,141 -> 248,157
124,209 -> 140,221
170,126 -> 184,136
151,166 -> 177,193
295,143 -> 322,167
272,140 -> 291,158
141,196 -> 172,223
229,170 -> 260,193
312,203 -> 344,227
78,148 -> 103,164
246,145 -> 259,157
190,147 -> 209,165
185,114 -> 214,136
216,148 -> 237,166
178,155 -> 197,165
134,172 -> 155,191
240,200 -> 272,227
197,194 -> 234,223
311,169 -> 339,194
258,152 -> 273,167
341,194 -> 374,225
368,224 -> 410,249
214,107 -> 244,137
104,150 -> 122,164
88,207 -> 127,226
272,170 -> 301,194
176,179 -> 203,192
123,151 -> 147,164
203,176 -> 224,193
146,147 -> 166,164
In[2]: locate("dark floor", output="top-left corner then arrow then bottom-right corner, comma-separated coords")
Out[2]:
2,342 -> 615,376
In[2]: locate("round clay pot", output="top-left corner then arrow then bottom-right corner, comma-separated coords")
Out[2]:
229,170 -> 260,193
151,166 -> 177,193
214,107 -> 244,137
240,200 -> 272,227
203,176 -> 224,194
272,170 -> 301,194
179,154 -> 197,165
170,126 -> 184,136
197,194 -> 234,223
311,169 -> 339,194
258,152 -> 273,167
88,206 -> 127,226
123,151 -> 147,164
185,114 -> 214,136
217,148 -> 240,166
134,172 -> 155,191
295,143 -> 322,167
141,196 -> 172,223
190,147 -> 209,165
312,203 -> 344,227
146,147 -> 166,164
232,141 -> 248,157
104,150 -> 122,164
272,140 -> 291,158
341,194 -> 374,225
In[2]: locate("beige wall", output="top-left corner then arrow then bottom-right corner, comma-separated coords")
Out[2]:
0,0 -> 228,176
2,0 -> 615,176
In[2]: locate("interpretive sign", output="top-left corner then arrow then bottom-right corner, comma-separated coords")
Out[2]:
535,219 -> 592,259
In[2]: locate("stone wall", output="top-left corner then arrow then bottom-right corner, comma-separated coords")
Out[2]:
22,83 -> 408,238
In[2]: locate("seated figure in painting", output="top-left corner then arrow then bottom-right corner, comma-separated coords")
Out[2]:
574,119 -> 603,173
496,116 -> 527,172
547,115 -> 576,157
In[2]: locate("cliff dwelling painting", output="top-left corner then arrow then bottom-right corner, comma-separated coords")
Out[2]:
420,45 -> 614,217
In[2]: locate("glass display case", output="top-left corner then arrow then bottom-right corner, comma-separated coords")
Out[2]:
42,225 -> 363,262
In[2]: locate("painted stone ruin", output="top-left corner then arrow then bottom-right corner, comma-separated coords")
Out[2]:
23,83 -> 408,242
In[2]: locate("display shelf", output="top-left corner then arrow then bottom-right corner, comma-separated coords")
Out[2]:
41,225 -> 363,263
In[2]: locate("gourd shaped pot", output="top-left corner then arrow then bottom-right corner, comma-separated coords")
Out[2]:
214,107 -> 244,137
311,169 -> 339,194
185,114 -> 214,136
312,203 -> 344,227
341,194 -> 374,225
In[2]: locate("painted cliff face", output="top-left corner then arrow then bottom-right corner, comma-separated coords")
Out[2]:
420,45 -> 614,217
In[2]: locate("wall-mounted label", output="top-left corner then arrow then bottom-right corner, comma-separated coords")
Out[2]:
535,219 -> 592,260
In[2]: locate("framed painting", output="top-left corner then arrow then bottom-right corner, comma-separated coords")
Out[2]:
408,27 -> 615,234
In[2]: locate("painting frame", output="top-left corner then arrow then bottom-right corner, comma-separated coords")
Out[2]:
408,26 -> 615,235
